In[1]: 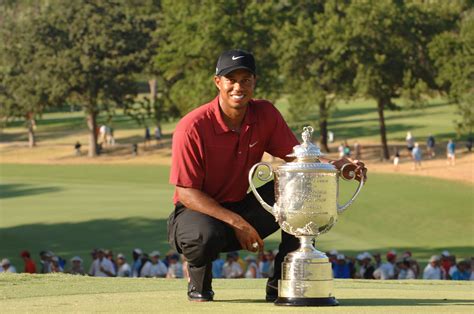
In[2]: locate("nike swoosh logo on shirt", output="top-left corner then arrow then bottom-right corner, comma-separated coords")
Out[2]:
249,141 -> 258,148
232,56 -> 244,60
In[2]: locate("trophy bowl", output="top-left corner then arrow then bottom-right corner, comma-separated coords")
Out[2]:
248,126 -> 364,306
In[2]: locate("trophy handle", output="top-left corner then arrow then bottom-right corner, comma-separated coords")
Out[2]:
248,162 -> 274,213
337,163 -> 364,214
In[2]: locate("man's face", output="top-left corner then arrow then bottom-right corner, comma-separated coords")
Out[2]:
214,69 -> 256,110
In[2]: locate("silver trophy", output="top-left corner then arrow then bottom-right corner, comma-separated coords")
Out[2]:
248,126 -> 364,306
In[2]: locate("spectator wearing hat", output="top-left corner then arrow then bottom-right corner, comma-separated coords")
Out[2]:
51,256 -> 64,273
244,255 -> 261,278
1,259 -> 17,273
358,252 -> 375,279
20,250 -> 36,274
166,253 -> 184,278
374,251 -> 397,280
104,250 -> 118,273
396,259 -> 416,279
402,251 -> 420,278
440,250 -> 454,279
131,248 -> 143,277
69,256 -> 85,275
451,260 -> 471,281
39,251 -> 52,274
223,252 -> 243,279
423,255 -> 444,280
141,251 -> 168,278
333,254 -> 351,279
258,250 -> 275,279
116,254 -> 132,277
90,249 -> 116,277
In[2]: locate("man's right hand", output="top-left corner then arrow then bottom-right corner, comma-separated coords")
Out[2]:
233,221 -> 264,253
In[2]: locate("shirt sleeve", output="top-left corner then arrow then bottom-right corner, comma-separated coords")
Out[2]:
169,128 -> 205,189
265,106 -> 299,159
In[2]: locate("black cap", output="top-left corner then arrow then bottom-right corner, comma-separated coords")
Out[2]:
216,49 -> 256,76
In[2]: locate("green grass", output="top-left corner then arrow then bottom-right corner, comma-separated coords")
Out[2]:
0,274 -> 472,313
1,164 -> 472,270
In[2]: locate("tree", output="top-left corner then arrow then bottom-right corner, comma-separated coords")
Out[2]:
41,0 -> 154,157
429,8 -> 474,136
275,0 -> 355,152
153,0 -> 283,117
345,2 -> 447,160
0,7 -> 65,147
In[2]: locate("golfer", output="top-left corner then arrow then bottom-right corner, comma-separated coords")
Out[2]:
168,49 -> 367,302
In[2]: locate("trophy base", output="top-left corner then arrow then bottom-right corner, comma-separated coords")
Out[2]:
275,296 -> 339,306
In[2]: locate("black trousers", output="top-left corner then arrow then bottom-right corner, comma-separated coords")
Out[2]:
167,181 -> 300,293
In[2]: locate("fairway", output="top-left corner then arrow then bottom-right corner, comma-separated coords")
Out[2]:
0,274 -> 472,313
1,163 -> 472,269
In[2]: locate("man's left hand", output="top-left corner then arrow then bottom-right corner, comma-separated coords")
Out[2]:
330,157 -> 367,182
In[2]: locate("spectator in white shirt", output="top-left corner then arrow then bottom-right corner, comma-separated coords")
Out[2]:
116,253 -> 132,277
423,255 -> 445,280
1,258 -> 17,273
140,251 -> 168,278
90,249 -> 116,277
396,259 -> 416,279
374,251 -> 397,279
223,252 -> 243,279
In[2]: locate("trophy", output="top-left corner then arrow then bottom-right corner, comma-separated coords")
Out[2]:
248,126 -> 364,306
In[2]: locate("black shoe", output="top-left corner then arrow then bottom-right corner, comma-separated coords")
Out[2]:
187,285 -> 214,302
265,278 -> 278,302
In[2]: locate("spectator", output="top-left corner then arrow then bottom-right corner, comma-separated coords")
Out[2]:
402,251 -> 420,278
90,249 -> 116,277
451,260 -> 471,281
223,252 -> 243,279
212,254 -> 225,279
327,131 -> 334,143
447,139 -> 456,166
411,142 -> 422,170
69,256 -> 85,275
258,250 -> 275,279
132,143 -> 138,156
154,125 -> 162,147
406,131 -> 415,152
39,251 -> 52,274
74,141 -> 82,156
343,141 -> 351,157
99,125 -> 107,145
333,254 -> 351,279
244,255 -> 261,278
131,248 -> 143,277
51,256 -> 64,273
423,255 -> 444,280
426,134 -> 435,158
144,126 -> 151,147
116,254 -> 132,277
166,253 -> 184,278
20,250 -> 36,274
358,252 -> 375,279
374,251 -> 397,280
106,126 -> 115,145
393,149 -> 400,171
141,251 -> 168,278
373,252 -> 382,269
104,249 -> 117,272
440,250 -> 454,279
396,259 -> 416,279
466,136 -> 473,152
1,258 -> 17,273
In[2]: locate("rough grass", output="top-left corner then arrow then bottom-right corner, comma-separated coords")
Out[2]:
1,164 -> 472,270
0,274 -> 472,313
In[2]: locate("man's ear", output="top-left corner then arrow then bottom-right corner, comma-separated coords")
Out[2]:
214,76 -> 221,90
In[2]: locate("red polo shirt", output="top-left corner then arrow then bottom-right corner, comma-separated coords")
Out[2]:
170,96 -> 298,204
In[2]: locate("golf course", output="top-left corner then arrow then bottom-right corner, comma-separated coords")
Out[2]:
1,98 -> 473,312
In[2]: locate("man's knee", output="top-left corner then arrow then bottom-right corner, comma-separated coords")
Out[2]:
178,226 -> 225,265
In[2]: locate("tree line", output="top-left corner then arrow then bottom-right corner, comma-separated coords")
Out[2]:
0,0 -> 472,158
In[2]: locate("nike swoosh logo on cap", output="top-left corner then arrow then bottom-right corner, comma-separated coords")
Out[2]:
232,56 -> 244,60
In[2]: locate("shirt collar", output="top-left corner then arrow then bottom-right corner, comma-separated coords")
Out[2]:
210,96 -> 257,135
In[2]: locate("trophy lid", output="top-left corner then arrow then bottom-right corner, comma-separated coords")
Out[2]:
287,126 -> 322,162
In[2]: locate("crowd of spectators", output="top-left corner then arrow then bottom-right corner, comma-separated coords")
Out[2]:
1,249 -> 471,281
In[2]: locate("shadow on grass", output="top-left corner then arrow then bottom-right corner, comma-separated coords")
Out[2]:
341,298 -> 474,306
0,183 -> 63,199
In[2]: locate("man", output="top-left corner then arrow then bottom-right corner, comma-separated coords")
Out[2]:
89,248 -> 116,277
374,251 -> 397,280
20,250 -> 36,274
69,256 -> 85,275
423,255 -> 445,280
116,253 -> 132,277
140,251 -> 168,278
168,49 -> 367,302
1,258 -> 17,273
